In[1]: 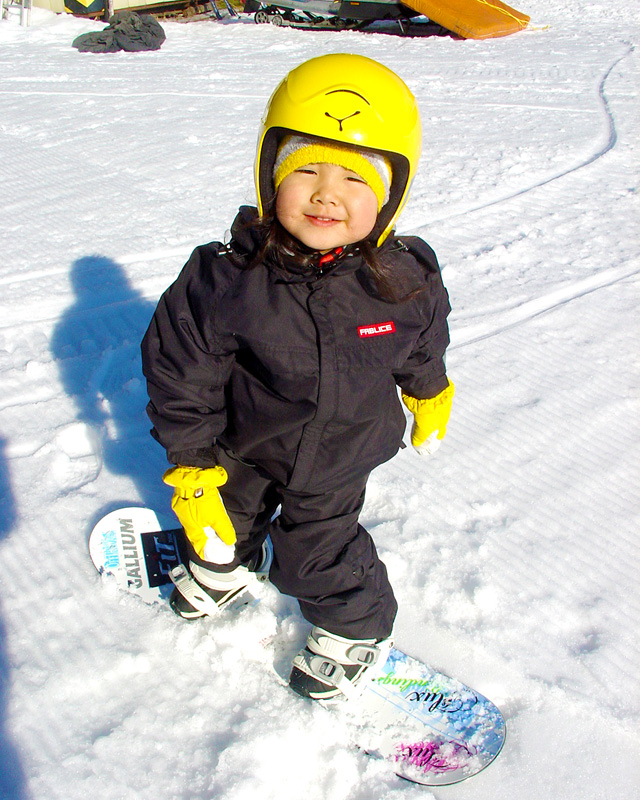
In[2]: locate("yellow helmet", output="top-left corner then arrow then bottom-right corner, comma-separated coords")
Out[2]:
255,53 -> 422,247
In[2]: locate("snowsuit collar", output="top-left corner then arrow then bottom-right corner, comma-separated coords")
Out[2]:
226,206 -> 427,299
228,206 -> 365,284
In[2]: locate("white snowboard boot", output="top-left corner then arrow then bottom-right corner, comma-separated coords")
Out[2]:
169,538 -> 273,619
289,626 -> 393,701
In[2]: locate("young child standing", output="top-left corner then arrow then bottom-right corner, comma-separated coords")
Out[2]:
141,53 -> 454,701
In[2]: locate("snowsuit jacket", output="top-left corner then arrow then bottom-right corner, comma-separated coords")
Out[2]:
141,207 -> 451,494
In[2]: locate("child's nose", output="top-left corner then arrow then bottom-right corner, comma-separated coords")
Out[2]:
311,175 -> 340,204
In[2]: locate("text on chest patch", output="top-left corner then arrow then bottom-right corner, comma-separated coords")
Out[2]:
358,321 -> 396,338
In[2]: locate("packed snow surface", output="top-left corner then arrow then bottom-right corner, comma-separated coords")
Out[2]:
0,2 -> 638,798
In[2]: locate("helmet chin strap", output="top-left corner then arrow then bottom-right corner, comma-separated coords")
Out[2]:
316,246 -> 345,272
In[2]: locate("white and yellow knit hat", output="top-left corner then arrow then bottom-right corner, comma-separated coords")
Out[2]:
273,135 -> 392,211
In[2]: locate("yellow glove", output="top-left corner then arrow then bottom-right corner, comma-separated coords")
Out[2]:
402,381 -> 455,456
163,465 -> 237,558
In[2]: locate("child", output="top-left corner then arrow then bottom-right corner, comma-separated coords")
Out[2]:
141,53 -> 454,701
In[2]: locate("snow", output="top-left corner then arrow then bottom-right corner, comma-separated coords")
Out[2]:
0,2 -> 639,798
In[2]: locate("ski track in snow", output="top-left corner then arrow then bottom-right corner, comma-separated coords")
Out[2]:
431,44 -> 635,221
0,6 -> 639,800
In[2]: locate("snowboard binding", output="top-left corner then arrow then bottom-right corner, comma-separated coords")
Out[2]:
169,538 -> 273,619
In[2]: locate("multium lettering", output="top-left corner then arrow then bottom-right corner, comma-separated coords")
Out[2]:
120,521 -> 142,589
100,530 -> 119,569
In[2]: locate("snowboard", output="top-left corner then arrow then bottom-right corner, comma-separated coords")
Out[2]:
89,506 -> 506,787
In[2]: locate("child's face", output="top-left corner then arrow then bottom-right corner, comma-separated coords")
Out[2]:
275,162 -> 379,253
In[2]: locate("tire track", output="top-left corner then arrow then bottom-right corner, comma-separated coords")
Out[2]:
450,260 -> 640,349
429,44 -> 634,226
425,44 -> 638,347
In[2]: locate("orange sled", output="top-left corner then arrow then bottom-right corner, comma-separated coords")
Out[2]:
402,0 -> 530,38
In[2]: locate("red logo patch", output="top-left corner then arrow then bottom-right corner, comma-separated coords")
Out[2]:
358,321 -> 396,338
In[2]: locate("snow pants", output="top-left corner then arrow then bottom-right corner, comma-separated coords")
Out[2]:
188,448 -> 397,641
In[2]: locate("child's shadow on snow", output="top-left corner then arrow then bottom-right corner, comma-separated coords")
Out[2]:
51,256 -> 171,525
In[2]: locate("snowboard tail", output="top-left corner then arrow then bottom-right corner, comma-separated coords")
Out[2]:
89,507 -> 188,603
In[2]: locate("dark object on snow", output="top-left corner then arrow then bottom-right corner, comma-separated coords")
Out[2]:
72,11 -> 166,53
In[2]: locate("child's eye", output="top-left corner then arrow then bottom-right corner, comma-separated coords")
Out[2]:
346,175 -> 367,184
295,167 -> 318,175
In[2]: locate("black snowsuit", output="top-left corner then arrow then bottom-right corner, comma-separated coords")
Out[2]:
141,207 -> 451,639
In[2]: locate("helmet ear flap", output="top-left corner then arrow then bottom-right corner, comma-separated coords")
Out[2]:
372,152 -> 411,246
255,127 -> 287,217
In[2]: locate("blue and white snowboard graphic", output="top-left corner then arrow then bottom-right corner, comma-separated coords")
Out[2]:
89,507 -> 506,786
357,648 -> 506,785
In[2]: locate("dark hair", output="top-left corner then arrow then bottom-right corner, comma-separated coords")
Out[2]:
237,204 -> 419,303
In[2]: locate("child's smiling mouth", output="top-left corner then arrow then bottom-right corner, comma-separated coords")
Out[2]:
305,214 -> 342,226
